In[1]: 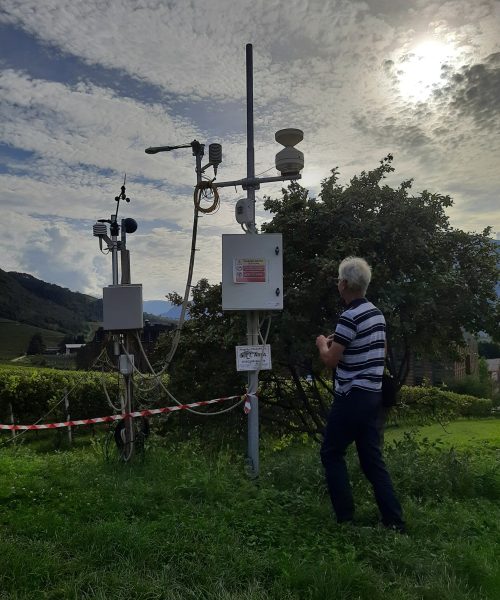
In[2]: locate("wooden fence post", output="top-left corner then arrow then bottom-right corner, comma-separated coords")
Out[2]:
64,389 -> 72,446
8,403 -> 16,442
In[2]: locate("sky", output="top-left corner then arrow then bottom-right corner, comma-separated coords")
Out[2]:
0,0 -> 499,301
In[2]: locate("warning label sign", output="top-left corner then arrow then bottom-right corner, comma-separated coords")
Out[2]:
236,345 -> 272,371
234,258 -> 267,283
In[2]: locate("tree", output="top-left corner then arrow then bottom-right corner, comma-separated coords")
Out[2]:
262,156 -> 499,384
26,333 -> 45,355
157,280 -> 247,403
160,157 -> 500,437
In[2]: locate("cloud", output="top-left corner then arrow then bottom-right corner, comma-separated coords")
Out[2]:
0,0 -> 255,100
434,53 -> 500,129
0,66 -> 278,298
0,70 -> 202,185
17,221 -> 102,293
352,45 -> 500,199
0,0 -> 397,120
352,112 -> 433,151
0,0 -> 498,299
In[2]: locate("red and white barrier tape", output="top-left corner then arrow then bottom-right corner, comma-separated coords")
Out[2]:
244,393 -> 254,414
0,394 -> 248,431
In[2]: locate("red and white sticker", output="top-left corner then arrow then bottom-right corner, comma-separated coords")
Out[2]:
234,258 -> 267,283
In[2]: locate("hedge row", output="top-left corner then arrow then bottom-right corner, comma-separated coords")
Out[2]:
389,385 -> 493,425
0,366 -> 125,426
0,366 -> 494,431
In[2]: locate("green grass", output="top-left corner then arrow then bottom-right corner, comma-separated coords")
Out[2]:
386,418 -> 500,448
0,319 -> 65,360
0,424 -> 499,599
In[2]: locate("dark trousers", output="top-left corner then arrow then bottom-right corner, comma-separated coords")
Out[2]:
320,389 -> 404,527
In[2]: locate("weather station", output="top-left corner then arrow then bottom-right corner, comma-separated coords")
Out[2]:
144,44 -> 304,476
217,45 -> 304,477
93,151 -> 227,462
92,177 -> 143,461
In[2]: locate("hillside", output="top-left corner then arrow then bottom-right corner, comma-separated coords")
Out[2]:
0,318 -> 66,360
0,270 -> 176,359
0,269 -> 102,335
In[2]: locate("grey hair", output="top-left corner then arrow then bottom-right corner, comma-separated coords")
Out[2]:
338,256 -> 372,295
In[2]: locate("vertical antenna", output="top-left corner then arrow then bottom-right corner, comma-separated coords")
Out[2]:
114,173 -> 129,221
246,43 -> 260,477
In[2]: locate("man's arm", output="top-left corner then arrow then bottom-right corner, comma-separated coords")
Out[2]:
316,335 -> 345,368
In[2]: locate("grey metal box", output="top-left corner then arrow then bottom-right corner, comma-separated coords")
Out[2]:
222,234 -> 283,311
103,285 -> 143,331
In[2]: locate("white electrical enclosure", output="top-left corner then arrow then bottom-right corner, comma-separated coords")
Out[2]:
103,284 -> 143,331
119,354 -> 135,375
222,234 -> 283,311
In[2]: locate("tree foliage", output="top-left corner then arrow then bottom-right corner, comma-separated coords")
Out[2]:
26,333 -> 45,355
264,156 -> 498,380
157,280 -> 248,403
160,157 -> 500,436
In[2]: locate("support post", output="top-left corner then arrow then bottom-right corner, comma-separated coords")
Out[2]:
64,388 -> 72,446
122,333 -> 134,461
9,403 -> 16,442
111,215 -> 120,358
245,43 -> 260,477
110,215 -> 119,286
246,311 -> 260,476
121,250 -> 131,285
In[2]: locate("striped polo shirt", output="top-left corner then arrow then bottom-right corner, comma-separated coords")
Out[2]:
332,298 -> 386,394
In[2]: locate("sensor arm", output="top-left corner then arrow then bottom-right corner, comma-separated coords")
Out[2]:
145,143 -> 194,154
213,173 -> 301,190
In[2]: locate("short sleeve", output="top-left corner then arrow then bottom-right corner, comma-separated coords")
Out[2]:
332,314 -> 357,347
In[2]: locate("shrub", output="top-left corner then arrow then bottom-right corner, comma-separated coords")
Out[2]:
446,375 -> 492,399
0,367 -> 120,426
384,432 -> 500,502
388,385 -> 493,426
445,358 -> 493,399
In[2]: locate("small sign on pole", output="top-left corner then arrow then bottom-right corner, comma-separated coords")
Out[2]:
236,345 -> 272,371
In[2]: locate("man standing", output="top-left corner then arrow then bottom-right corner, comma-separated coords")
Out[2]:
316,256 -> 405,532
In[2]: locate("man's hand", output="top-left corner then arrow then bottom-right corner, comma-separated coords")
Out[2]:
316,334 -> 335,349
316,334 -> 344,368
316,334 -> 329,349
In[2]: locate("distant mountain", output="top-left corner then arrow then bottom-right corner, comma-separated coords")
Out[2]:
143,300 -> 188,321
0,269 -> 102,335
143,300 -> 174,316
164,304 -> 189,320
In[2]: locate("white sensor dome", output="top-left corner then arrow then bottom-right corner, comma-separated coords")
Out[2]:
275,128 -> 304,147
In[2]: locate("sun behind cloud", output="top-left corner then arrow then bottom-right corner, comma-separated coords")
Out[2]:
396,39 -> 459,102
